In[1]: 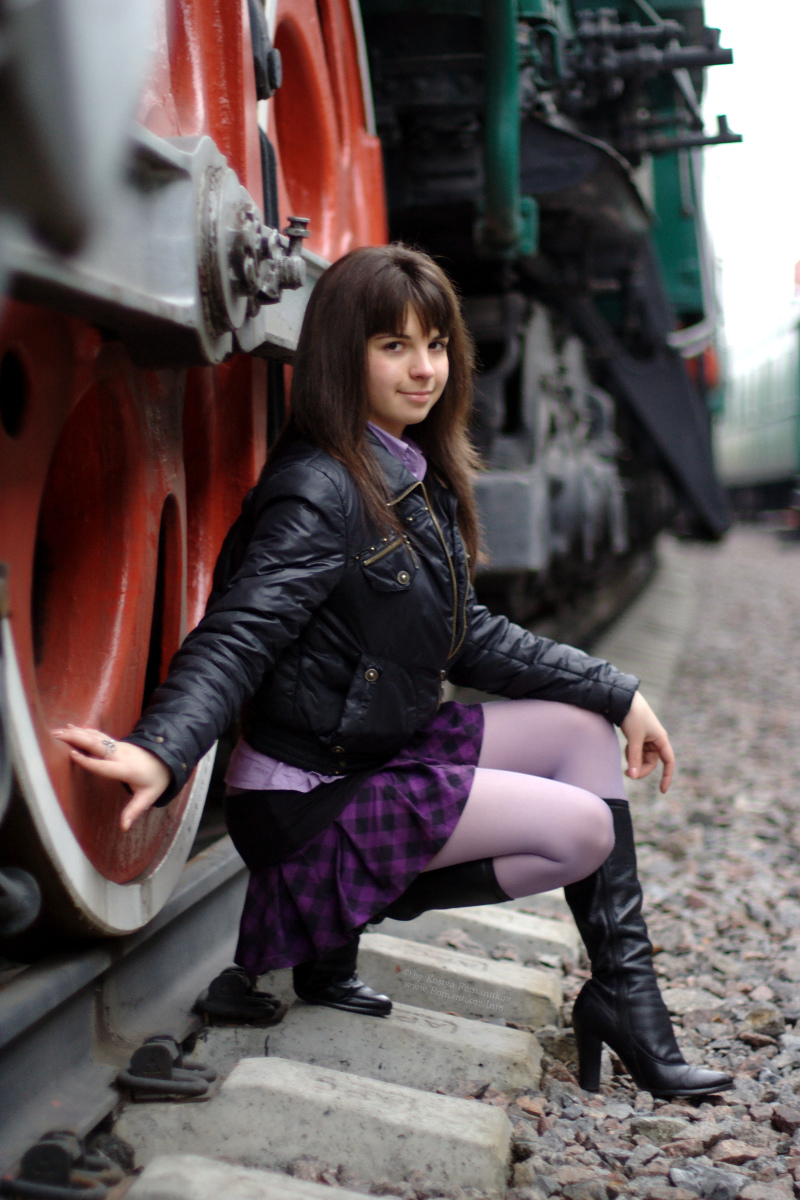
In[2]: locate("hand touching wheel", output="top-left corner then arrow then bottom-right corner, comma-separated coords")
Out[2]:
51,725 -> 171,830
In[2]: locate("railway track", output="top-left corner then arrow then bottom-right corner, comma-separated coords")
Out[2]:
0,537 -> 697,1196
0,837 -> 247,1176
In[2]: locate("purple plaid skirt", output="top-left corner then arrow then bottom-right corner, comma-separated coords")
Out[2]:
234,701 -> 484,974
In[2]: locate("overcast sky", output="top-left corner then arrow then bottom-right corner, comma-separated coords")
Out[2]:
701,0 -> 800,368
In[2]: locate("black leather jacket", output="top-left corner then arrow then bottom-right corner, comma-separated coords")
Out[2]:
126,432 -> 638,800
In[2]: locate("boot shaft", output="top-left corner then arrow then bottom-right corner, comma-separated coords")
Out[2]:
378,858 -> 509,922
564,798 -> 654,982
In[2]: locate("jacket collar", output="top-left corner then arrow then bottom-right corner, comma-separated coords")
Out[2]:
364,425 -> 423,500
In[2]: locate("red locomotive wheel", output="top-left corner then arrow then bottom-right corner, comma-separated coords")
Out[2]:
270,0 -> 387,259
0,304 -> 218,933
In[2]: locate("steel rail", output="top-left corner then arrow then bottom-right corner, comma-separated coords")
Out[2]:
0,837 -> 248,1174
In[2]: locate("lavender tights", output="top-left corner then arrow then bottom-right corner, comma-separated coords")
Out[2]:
423,699 -> 626,898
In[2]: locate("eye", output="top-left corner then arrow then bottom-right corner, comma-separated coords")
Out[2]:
429,338 -> 449,352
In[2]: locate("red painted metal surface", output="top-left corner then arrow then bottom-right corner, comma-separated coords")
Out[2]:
271,0 -> 388,258
0,312 -> 186,881
0,0 -> 387,917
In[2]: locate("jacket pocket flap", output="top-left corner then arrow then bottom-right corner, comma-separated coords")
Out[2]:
357,537 -> 418,593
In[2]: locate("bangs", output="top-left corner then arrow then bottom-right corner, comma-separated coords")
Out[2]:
363,259 -> 455,339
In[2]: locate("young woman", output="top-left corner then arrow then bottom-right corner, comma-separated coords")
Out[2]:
54,245 -> 730,1099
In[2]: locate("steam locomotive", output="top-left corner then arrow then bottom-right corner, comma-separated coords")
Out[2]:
0,0 -> 738,943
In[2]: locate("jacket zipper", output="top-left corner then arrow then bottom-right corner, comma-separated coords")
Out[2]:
420,481 -> 460,659
362,536 -> 405,566
403,535 -> 420,568
386,478 -> 464,659
383,482 -> 422,566
450,533 -> 470,658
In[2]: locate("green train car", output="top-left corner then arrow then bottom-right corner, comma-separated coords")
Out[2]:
714,324 -> 800,509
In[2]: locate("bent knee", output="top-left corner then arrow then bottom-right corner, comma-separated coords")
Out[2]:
576,794 -> 615,873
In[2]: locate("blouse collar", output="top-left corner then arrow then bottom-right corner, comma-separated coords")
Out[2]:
366,421 -> 427,482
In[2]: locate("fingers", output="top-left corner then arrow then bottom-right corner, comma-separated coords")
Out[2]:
659,739 -> 676,794
639,732 -> 675,792
65,747 -> 134,780
627,733 -> 675,792
52,724 -> 171,827
63,746 -> 162,830
120,788 -> 160,832
52,725 -> 127,779
625,734 -> 644,780
63,748 -> 119,777
621,690 -> 676,792
53,726 -> 142,777
52,725 -> 105,743
52,725 -> 117,758
635,748 -> 661,782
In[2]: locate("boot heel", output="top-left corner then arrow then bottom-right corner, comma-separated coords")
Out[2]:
574,1026 -> 603,1092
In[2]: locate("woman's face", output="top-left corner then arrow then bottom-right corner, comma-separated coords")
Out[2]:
366,307 -> 449,439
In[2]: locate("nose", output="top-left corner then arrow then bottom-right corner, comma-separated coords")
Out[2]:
409,349 -> 434,380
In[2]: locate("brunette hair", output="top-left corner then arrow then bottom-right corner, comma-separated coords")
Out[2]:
270,243 -> 481,566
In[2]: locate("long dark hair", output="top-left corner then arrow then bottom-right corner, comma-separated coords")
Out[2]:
270,243 -> 481,566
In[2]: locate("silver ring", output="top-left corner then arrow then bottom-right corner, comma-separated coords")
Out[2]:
101,738 -> 117,758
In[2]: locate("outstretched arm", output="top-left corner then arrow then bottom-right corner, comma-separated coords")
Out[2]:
52,458 -> 350,826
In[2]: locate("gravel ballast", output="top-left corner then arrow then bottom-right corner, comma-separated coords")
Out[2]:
503,527 -> 800,1200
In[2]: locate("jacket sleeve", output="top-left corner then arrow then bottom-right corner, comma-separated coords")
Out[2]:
448,586 -> 639,725
123,461 -> 349,801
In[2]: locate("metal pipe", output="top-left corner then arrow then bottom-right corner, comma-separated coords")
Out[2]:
481,0 -> 520,253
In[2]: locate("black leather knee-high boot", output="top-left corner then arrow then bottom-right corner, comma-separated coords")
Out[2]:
564,798 -> 732,1098
293,931 -> 392,1017
374,858 -> 510,922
